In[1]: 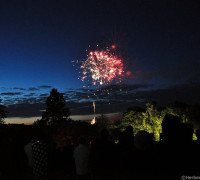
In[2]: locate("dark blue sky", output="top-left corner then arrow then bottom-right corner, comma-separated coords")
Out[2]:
0,0 -> 200,119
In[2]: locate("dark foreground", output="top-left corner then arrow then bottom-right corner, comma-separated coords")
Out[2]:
0,114 -> 200,180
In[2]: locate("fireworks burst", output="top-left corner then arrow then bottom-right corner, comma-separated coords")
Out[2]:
80,46 -> 124,86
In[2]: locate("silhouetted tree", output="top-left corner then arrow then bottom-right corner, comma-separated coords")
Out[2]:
0,99 -> 8,124
37,89 -> 70,126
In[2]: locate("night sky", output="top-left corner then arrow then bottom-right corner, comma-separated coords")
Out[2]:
0,0 -> 200,123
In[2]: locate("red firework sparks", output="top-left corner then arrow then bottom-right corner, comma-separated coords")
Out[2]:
126,71 -> 131,76
81,50 -> 124,85
111,45 -> 116,49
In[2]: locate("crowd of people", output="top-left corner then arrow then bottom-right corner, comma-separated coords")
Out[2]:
0,114 -> 200,180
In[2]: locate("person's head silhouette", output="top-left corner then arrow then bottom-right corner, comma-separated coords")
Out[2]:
161,114 -> 181,142
125,125 -> 133,136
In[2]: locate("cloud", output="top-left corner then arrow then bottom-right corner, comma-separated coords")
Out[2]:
1,92 -> 23,96
28,87 -> 39,91
39,93 -> 48,97
38,85 -> 52,89
13,87 -> 26,90
24,93 -> 36,97
2,83 -> 200,118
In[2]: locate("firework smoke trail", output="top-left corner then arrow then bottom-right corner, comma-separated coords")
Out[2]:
93,101 -> 96,113
80,46 -> 124,86
91,101 -> 96,125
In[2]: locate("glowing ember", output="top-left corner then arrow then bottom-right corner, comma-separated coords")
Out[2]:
81,49 -> 124,86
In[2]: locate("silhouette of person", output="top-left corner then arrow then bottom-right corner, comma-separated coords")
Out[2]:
161,114 -> 181,143
158,114 -> 181,177
32,132 -> 50,180
134,130 -> 154,151
62,139 -> 75,179
179,123 -> 196,174
24,139 -> 34,168
90,129 -> 116,180
125,125 -> 134,146
195,129 -> 200,174
73,137 -> 90,180
32,140 -> 49,180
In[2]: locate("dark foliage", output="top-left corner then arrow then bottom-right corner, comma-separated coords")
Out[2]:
0,99 -> 8,124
